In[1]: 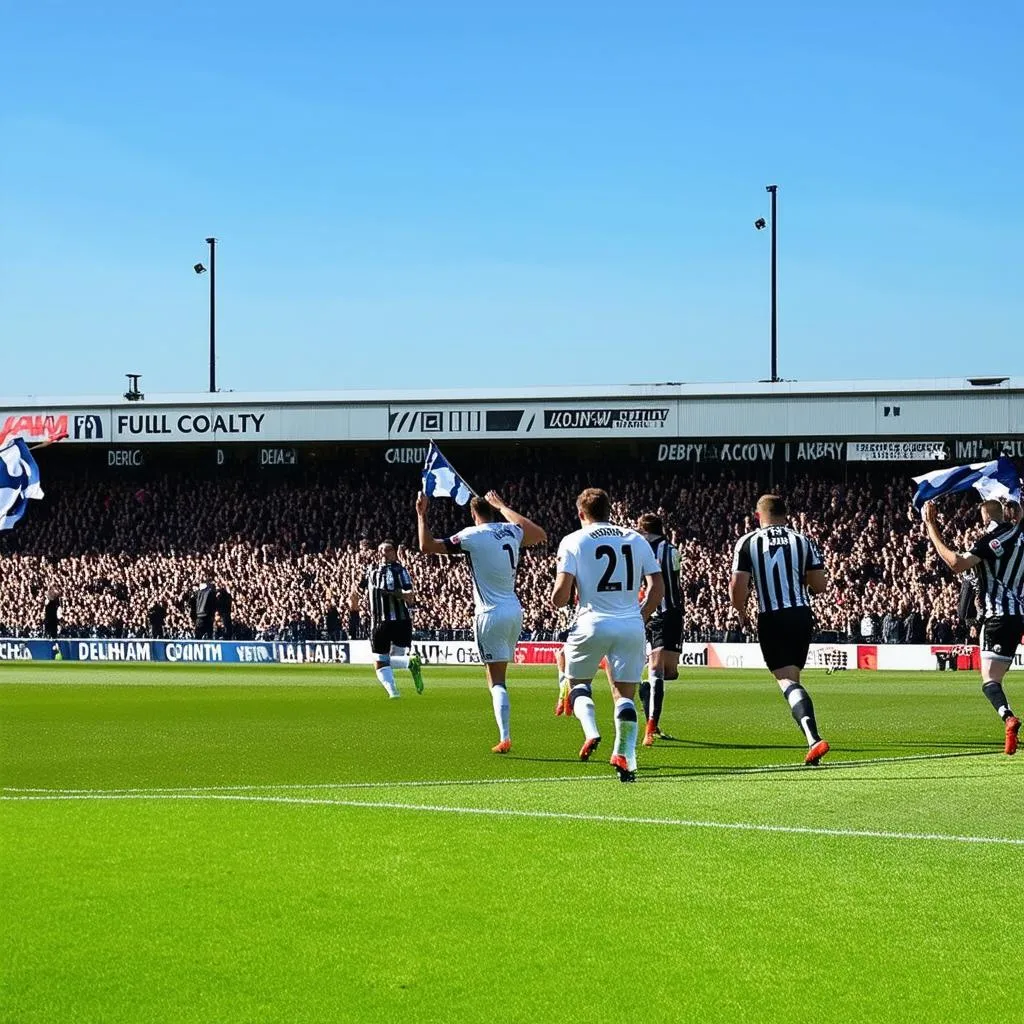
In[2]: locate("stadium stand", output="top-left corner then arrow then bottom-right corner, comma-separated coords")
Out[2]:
0,447 -> 982,644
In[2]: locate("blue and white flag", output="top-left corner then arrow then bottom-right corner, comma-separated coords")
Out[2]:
422,441 -> 474,505
912,456 -> 1021,512
0,438 -> 44,530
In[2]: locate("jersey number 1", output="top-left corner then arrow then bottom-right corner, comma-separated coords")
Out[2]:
595,544 -> 634,592
502,543 -> 517,570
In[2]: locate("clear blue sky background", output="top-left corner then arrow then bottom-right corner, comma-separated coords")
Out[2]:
2,0 -> 1021,397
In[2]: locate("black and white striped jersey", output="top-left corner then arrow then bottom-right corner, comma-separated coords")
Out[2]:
360,562 -> 413,627
646,534 -> 683,615
967,522 -> 1024,617
731,526 -> 824,614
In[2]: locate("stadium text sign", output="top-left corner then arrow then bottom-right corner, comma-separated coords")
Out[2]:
847,441 -> 946,461
115,412 -> 265,439
387,402 -> 679,438
656,442 -> 778,462
656,441 -> 850,463
954,439 -> 1024,461
3,638 -> 1011,671
0,412 -> 105,443
543,408 -> 670,430
385,446 -> 429,464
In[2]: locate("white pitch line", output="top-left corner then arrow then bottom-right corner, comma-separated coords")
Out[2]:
0,748 -> 1000,798
1,790 -> 1022,848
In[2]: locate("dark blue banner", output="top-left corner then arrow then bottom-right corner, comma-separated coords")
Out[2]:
0,638 -> 351,664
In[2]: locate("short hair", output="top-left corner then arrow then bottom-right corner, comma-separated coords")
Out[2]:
637,513 -> 663,535
981,500 -> 1005,521
577,487 -> 611,522
470,496 -> 500,522
379,539 -> 397,554
756,494 -> 787,518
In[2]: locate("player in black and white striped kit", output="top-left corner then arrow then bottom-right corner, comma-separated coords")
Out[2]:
636,514 -> 683,746
359,541 -> 424,698
923,498 -> 1023,755
729,494 -> 830,766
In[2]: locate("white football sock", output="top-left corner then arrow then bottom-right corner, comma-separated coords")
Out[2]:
390,655 -> 410,670
375,666 -> 399,697
491,685 -> 511,742
613,697 -> 639,771
573,694 -> 600,741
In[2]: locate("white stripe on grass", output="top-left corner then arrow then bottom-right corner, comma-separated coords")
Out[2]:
1,790 -> 1022,847
0,748 -> 999,798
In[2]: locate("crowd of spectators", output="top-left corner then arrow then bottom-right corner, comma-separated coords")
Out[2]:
0,449 -> 987,644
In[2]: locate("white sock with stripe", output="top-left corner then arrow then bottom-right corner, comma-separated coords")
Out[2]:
613,697 -> 639,771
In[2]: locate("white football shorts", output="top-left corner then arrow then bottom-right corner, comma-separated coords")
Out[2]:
474,604 -> 524,664
564,613 -> 647,683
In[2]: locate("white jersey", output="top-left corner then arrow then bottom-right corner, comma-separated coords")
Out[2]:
446,522 -> 524,614
556,522 -> 660,619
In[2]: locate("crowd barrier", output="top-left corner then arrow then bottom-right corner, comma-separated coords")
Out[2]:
0,638 -> 1006,672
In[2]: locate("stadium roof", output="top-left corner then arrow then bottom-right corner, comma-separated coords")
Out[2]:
1,375 -> 1018,408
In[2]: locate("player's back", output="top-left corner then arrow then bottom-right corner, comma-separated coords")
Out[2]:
972,521 -> 1024,617
558,523 -> 656,618
732,525 -> 821,614
453,522 -> 523,613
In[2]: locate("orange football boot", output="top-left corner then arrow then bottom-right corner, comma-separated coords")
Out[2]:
609,754 -> 636,783
1005,716 -> 1020,756
804,740 -> 830,766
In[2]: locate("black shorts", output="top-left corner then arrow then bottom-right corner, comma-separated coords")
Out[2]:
646,609 -> 683,654
979,615 -> 1024,662
757,607 -> 813,672
371,619 -> 413,656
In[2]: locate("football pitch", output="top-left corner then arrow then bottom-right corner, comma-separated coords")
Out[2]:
2,663 -> 1021,1024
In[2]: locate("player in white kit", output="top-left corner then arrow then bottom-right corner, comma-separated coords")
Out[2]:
416,490 -> 547,753
552,488 -> 663,782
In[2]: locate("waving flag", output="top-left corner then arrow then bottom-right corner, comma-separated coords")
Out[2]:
0,438 -> 44,530
912,457 -> 1021,512
422,441 -> 474,505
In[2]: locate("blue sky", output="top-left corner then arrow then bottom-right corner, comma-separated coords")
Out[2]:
2,0 -> 1021,397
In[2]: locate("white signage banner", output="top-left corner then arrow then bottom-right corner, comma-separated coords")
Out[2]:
386,402 -> 680,439
346,640 -> 482,666
847,441 -> 947,462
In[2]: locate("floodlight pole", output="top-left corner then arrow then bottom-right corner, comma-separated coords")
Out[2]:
206,237 -> 217,393
766,185 -> 779,383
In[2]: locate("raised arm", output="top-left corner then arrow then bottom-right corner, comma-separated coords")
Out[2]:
922,501 -> 980,575
415,492 -> 450,556
485,490 -> 547,547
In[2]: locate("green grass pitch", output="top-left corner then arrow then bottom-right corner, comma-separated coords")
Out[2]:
2,663 -> 1021,1023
